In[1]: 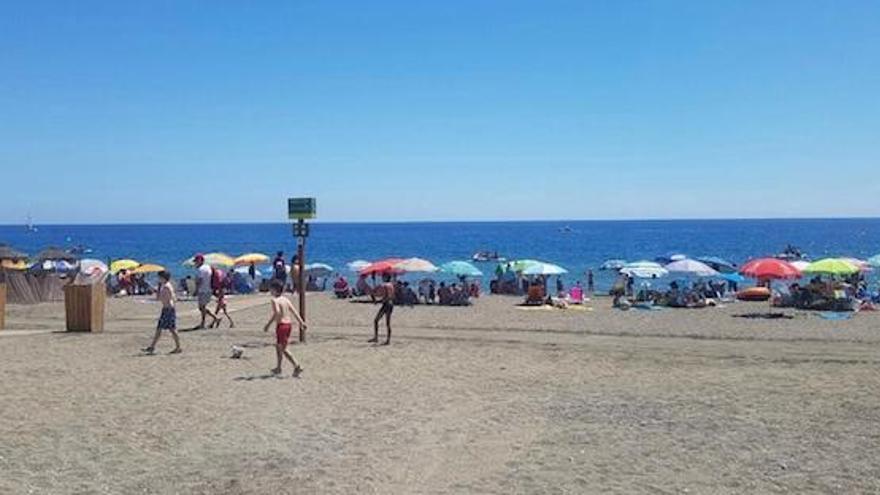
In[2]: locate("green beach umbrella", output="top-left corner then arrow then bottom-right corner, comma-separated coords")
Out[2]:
439,261 -> 483,277
802,258 -> 859,276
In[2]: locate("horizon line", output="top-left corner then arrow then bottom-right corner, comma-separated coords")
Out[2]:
2,215 -> 880,228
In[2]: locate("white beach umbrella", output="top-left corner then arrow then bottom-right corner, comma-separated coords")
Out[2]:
393,257 -> 438,273
664,259 -> 718,277
789,260 -> 810,272
521,262 -> 568,276
304,262 -> 334,276
347,260 -> 371,272
620,260 -> 668,279
79,259 -> 109,277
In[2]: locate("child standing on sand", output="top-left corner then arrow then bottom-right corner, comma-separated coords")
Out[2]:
143,271 -> 182,355
212,274 -> 234,328
263,280 -> 305,377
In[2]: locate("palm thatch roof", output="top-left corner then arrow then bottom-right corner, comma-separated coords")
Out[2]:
36,246 -> 79,262
0,244 -> 28,261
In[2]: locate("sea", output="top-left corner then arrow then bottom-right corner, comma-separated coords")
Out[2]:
2,219 -> 878,290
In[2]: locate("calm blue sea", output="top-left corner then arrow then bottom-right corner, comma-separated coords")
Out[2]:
1,219 -> 879,290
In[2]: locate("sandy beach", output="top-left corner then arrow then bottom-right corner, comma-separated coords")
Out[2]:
2,294 -> 880,494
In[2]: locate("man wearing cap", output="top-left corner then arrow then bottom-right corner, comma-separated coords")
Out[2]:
193,253 -> 217,330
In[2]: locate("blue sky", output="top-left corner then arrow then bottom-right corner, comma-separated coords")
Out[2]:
1,1 -> 878,223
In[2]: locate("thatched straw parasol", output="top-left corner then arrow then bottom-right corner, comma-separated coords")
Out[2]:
36,246 -> 79,262
0,244 -> 28,261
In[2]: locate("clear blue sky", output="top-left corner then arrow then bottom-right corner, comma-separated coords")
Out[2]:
1,1 -> 878,223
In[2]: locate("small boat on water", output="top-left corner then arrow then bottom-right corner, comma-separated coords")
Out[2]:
472,250 -> 506,263
559,225 -> 574,234
775,244 -> 809,261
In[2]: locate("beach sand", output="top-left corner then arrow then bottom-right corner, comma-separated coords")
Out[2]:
1,293 -> 879,494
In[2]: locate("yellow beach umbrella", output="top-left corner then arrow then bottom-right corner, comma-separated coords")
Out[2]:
1,259 -> 30,270
132,263 -> 165,274
110,259 -> 140,274
234,253 -> 270,266
184,252 -> 235,267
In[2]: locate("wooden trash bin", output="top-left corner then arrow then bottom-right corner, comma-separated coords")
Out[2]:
64,282 -> 105,332
0,283 -> 6,331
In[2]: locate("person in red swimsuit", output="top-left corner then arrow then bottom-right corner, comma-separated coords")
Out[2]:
263,280 -> 306,377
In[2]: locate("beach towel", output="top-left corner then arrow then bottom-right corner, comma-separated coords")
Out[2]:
818,312 -> 852,321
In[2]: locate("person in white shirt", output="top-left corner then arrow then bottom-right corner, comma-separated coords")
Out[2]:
193,253 -> 218,330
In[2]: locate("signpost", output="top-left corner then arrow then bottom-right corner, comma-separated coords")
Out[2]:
289,197 -> 316,343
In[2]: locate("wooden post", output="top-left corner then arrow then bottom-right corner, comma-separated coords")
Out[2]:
0,282 -> 6,331
297,219 -> 306,343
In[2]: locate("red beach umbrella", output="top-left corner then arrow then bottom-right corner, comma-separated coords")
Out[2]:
359,258 -> 405,275
739,258 -> 801,281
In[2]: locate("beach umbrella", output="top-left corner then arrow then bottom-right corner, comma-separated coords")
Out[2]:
620,260 -> 668,279
664,259 -> 718,278
393,258 -> 438,273
521,262 -> 568,276
0,244 -> 28,261
304,262 -> 334,276
234,266 -> 262,277
234,253 -> 270,266
359,258 -> 405,275
599,259 -> 627,271
1,259 -> 29,270
439,261 -> 483,278
38,260 -> 76,272
868,255 -> 880,268
184,252 -> 235,267
719,272 -> 746,283
696,256 -> 737,273
79,259 -> 109,276
739,258 -> 801,280
655,252 -> 687,264
347,260 -> 371,272
36,246 -> 78,263
507,259 -> 542,273
839,257 -> 872,273
802,258 -> 859,277
110,259 -> 140,274
789,260 -> 810,272
132,263 -> 165,274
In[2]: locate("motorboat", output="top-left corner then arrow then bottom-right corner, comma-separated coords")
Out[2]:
472,251 -> 506,263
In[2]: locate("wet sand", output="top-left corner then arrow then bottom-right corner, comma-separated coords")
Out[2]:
1,293 -> 879,494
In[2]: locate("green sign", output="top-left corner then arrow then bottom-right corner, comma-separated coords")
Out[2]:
288,197 -> 317,220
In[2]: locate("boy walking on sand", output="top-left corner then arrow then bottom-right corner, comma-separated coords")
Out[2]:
263,280 -> 305,377
143,271 -> 182,355
369,273 -> 395,345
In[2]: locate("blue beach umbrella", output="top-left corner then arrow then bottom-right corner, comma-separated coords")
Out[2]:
440,261 -> 483,278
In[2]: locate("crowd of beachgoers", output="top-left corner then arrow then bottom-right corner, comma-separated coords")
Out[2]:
3,243 -> 880,314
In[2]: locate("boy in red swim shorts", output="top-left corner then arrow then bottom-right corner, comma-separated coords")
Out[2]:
263,280 -> 306,377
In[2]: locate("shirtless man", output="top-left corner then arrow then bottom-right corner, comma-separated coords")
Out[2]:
263,280 -> 306,377
369,273 -> 395,345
